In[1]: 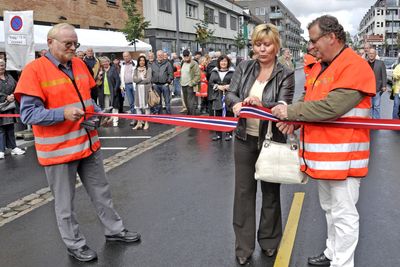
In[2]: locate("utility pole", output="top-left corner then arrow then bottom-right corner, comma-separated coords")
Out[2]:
175,0 -> 180,54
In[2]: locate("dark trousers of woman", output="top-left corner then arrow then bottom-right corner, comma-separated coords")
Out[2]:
0,124 -> 17,152
213,108 -> 233,138
233,135 -> 282,258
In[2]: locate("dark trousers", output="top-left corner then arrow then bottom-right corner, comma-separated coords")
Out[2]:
182,85 -> 197,115
0,124 -> 17,152
233,135 -> 282,258
212,109 -> 233,138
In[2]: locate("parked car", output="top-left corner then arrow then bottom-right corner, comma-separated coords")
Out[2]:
381,57 -> 397,84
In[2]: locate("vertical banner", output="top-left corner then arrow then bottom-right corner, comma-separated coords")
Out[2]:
4,10 -> 35,71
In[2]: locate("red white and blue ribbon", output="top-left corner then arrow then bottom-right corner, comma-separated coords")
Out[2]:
85,112 -> 238,132
3,105 -> 400,131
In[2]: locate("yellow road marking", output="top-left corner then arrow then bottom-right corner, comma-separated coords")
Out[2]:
274,192 -> 305,267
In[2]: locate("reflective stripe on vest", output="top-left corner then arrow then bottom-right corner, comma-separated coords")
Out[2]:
341,108 -> 370,118
300,142 -> 369,153
301,158 -> 369,171
35,128 -> 89,145
36,135 -> 99,159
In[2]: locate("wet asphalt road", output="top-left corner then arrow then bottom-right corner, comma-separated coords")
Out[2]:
1,69 -> 400,267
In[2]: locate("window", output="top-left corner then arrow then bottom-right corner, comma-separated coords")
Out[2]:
106,0 -> 116,4
159,0 -> 171,13
260,7 -> 266,15
204,7 -> 214,24
255,7 -> 260,15
219,12 -> 227,28
186,2 -> 198,19
230,16 -> 237,30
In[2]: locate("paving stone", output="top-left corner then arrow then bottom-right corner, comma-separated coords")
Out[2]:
29,198 -> 44,205
2,211 -> 18,218
41,192 -> 53,199
7,200 -> 26,208
0,207 -> 11,213
22,194 -> 40,202
13,205 -> 31,212
36,188 -> 51,195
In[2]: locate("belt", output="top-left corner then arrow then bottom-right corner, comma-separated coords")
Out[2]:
125,82 -> 133,85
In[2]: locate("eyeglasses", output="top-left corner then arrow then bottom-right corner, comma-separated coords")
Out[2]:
308,33 -> 328,45
53,38 -> 80,49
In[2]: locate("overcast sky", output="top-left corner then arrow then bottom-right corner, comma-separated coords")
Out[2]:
280,0 -> 377,38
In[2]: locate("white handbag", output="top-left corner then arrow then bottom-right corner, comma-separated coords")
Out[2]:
255,121 -> 308,184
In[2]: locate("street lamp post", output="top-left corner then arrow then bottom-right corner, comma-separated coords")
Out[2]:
175,0 -> 180,54
391,9 -> 394,57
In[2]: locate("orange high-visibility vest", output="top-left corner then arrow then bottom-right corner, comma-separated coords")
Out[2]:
15,57 -> 100,166
301,47 -> 376,180
303,53 -> 317,76
174,64 -> 181,78
196,65 -> 208,97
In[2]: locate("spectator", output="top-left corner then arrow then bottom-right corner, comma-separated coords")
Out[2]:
278,48 -> 294,70
180,50 -> 200,115
151,50 -> 173,114
391,63 -> 400,118
367,48 -> 386,119
171,52 -> 182,97
208,55 -> 235,141
39,49 -> 47,57
98,56 -> 121,126
83,48 -> 101,103
132,55 -> 152,130
113,58 -> 124,114
197,56 -> 210,114
120,52 -> 137,124
206,52 -> 219,115
194,51 -> 202,63
15,23 -> 140,262
147,52 -> 155,65
76,51 -> 85,60
0,59 -> 26,159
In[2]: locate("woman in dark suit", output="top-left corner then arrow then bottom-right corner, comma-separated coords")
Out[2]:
225,23 -> 295,265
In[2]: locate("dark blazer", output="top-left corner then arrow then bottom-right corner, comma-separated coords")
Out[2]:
208,67 -> 235,110
98,65 -> 121,109
225,59 -> 295,146
370,59 -> 387,93
0,73 -> 17,126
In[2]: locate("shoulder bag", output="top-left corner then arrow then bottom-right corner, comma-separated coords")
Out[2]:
254,120 -> 308,184
148,87 -> 160,107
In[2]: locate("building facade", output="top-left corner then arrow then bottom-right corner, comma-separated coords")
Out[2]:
143,0 -> 245,54
358,0 -> 400,57
234,0 -> 303,60
0,0 -> 139,31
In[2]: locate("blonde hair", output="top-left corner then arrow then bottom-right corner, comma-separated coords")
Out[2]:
47,23 -> 75,39
251,23 -> 281,54
99,56 -> 110,63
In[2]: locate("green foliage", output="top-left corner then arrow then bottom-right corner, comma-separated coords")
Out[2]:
194,20 -> 214,48
234,33 -> 246,50
121,0 -> 150,50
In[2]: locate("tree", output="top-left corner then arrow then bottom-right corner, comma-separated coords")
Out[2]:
194,20 -> 214,50
121,0 -> 150,51
233,33 -> 246,51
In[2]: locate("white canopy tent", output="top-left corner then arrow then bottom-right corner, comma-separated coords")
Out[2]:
0,22 -> 152,52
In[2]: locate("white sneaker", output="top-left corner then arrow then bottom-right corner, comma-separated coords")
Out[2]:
0,152 -> 4,159
11,147 -> 26,155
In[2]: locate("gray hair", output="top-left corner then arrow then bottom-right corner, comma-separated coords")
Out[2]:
47,23 -> 75,39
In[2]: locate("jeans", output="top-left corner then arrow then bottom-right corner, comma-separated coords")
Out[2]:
371,92 -> 381,119
153,84 -> 171,114
125,83 -> 135,114
0,124 -> 17,152
392,93 -> 400,119
173,78 -> 181,97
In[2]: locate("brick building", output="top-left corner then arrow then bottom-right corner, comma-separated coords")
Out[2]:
0,0 -> 143,31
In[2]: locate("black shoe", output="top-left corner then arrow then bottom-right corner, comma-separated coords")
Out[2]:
212,135 -> 222,141
225,134 -> 232,141
236,256 -> 250,265
262,248 -> 277,257
105,229 -> 141,243
67,245 -> 97,262
308,253 -> 331,266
